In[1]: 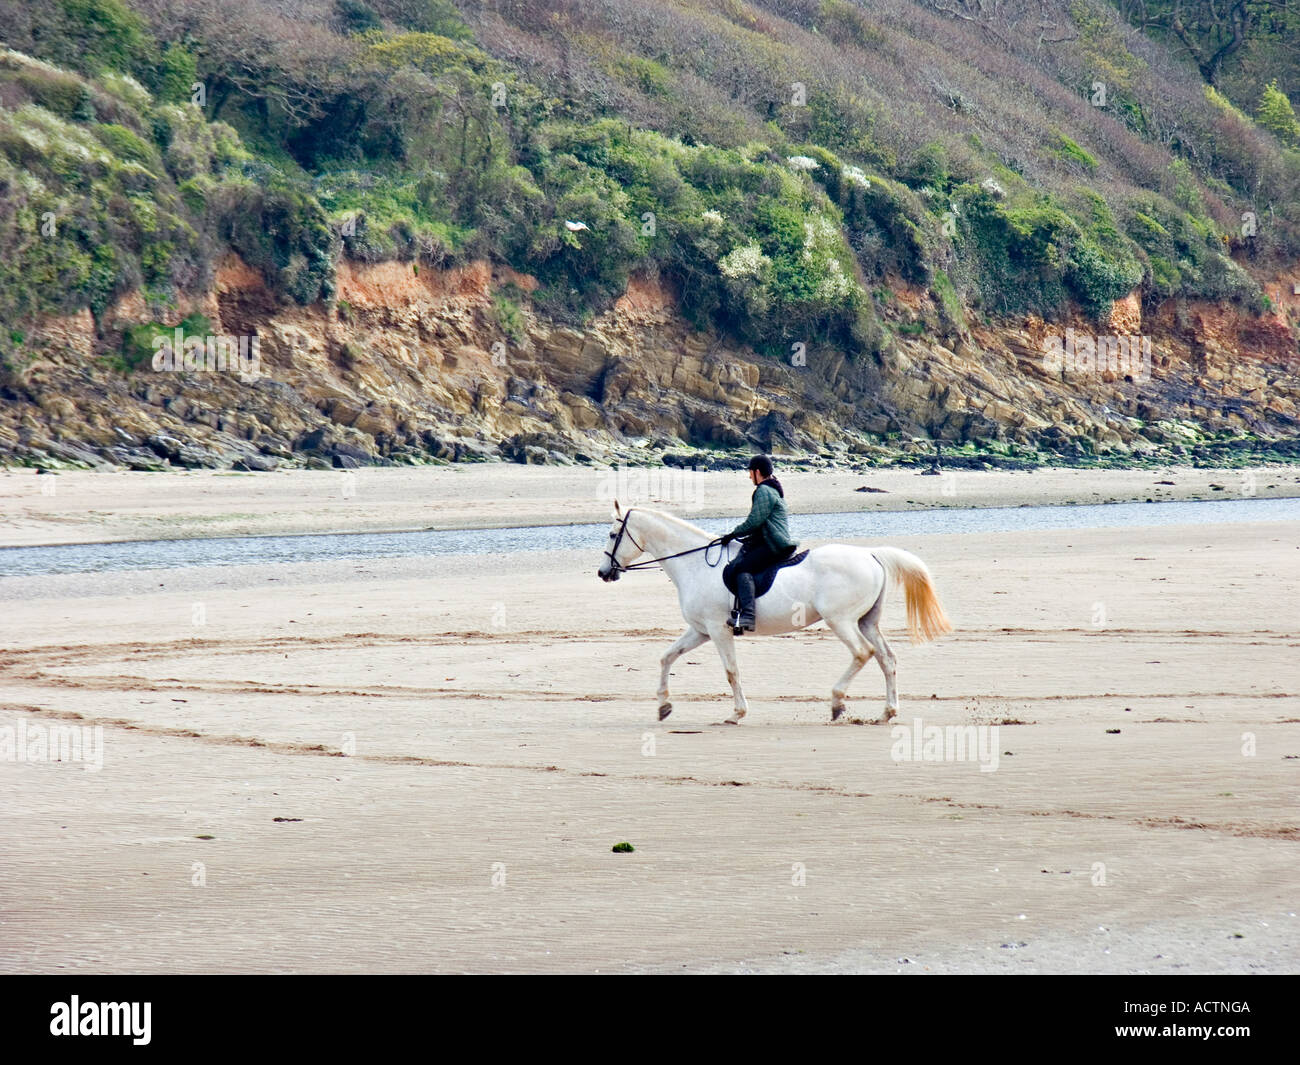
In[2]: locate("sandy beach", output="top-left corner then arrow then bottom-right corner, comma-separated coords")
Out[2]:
1,465 -> 1297,973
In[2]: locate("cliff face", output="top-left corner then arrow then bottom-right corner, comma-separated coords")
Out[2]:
1,257 -> 1298,471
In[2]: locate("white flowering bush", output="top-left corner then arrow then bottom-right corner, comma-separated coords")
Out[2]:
7,104 -> 112,166
718,241 -> 771,279
815,257 -> 856,301
800,214 -> 857,300
842,165 -> 870,189
101,71 -> 152,110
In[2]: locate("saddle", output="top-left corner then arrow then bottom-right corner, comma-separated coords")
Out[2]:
722,549 -> 809,598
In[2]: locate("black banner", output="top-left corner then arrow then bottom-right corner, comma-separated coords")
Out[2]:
2,974 -> 1295,1053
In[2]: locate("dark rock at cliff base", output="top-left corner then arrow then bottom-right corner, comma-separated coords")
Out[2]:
451,438 -> 499,462
662,450 -> 749,471
35,439 -> 114,469
296,427 -> 335,454
745,410 -> 803,452
99,445 -> 167,471
502,432 -> 575,465
903,452 -> 1039,472
232,454 -> 280,472
145,434 -> 183,462
295,427 -> 388,466
333,440 -> 375,464
172,443 -> 221,469
420,432 -> 457,461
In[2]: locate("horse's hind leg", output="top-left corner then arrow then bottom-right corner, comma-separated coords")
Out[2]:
657,627 -> 709,721
825,616 -> 874,722
858,614 -> 898,723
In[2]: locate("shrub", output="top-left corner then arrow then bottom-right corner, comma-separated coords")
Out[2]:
94,122 -> 154,165
1049,133 -> 1097,173
336,0 -> 383,35
1065,238 -> 1141,318
492,290 -> 527,344
118,312 -> 211,371
932,268 -> 965,330
213,177 -> 337,304
49,0 -> 149,77
369,0 -> 471,39
1256,81 -> 1300,150
147,43 -> 196,105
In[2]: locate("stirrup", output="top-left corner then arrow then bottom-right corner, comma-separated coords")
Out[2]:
730,607 -> 755,635
728,603 -> 746,635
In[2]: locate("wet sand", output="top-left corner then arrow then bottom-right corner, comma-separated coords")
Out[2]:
1,473 -> 1296,972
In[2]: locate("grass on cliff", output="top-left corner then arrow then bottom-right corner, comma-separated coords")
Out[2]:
0,0 -> 1296,360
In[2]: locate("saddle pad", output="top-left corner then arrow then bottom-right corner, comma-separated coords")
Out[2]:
723,549 -> 809,598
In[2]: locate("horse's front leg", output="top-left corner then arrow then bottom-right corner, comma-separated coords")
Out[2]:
657,627 -> 709,721
706,621 -> 749,724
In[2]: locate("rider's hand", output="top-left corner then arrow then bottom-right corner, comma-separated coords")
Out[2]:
719,533 -> 733,546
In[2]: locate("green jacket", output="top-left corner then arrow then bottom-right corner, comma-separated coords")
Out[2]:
729,481 -> 796,552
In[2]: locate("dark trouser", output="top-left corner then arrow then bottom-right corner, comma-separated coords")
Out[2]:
723,542 -> 790,586
724,541 -> 796,625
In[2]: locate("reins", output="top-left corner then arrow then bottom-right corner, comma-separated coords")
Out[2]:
606,509 -> 729,573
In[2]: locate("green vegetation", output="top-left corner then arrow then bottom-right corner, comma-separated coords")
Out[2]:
0,0 -> 1296,353
491,288 -> 527,344
1049,133 -> 1098,173
931,269 -> 965,331
1256,80 -> 1300,149
119,312 -> 210,372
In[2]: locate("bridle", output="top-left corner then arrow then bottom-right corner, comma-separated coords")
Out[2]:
603,510 -> 646,575
603,509 -> 729,578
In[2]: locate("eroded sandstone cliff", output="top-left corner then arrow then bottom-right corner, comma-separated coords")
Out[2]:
2,257 -> 1297,471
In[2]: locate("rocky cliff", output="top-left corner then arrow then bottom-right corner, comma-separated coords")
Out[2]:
2,257 -> 1298,472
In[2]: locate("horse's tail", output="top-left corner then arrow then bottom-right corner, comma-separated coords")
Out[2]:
871,547 -> 953,645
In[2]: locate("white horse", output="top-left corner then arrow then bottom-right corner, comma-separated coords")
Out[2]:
597,501 -> 952,724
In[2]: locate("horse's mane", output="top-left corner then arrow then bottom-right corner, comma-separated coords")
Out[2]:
630,507 -> 713,541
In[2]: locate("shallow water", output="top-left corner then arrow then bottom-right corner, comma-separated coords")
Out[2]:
2,496 -> 1296,579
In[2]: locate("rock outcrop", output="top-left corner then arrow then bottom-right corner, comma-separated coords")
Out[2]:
1,255 -> 1297,470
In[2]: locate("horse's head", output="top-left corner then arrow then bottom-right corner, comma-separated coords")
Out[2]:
598,500 -> 645,582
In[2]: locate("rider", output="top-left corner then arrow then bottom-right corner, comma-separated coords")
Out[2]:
720,455 -> 798,633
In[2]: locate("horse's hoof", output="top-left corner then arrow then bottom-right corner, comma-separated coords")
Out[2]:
658,703 -> 673,721
831,704 -> 845,722
878,707 -> 898,724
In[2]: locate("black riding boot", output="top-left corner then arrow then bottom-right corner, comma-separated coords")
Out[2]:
735,572 -> 757,634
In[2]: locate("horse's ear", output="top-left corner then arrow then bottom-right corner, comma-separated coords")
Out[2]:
613,499 -> 622,518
